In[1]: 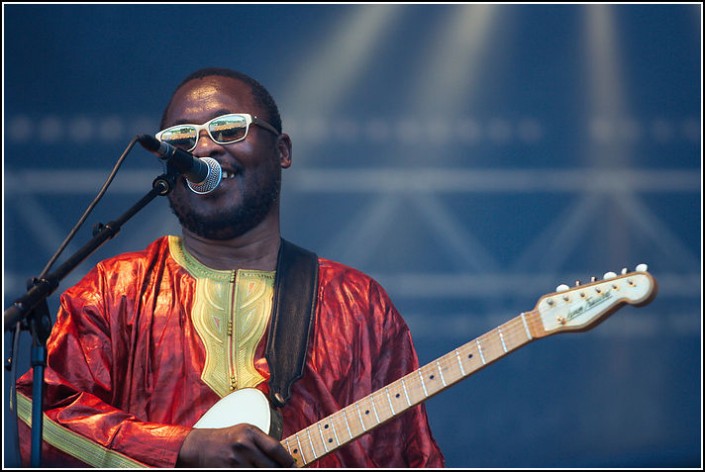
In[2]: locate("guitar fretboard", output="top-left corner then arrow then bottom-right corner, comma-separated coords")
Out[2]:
282,310 -> 542,467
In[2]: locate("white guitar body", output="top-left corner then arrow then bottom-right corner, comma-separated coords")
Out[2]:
194,266 -> 657,468
194,387 -> 271,432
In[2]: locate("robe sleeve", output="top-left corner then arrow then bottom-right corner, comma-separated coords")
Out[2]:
14,262 -> 191,468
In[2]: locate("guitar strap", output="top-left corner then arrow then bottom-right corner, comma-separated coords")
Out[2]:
265,239 -> 319,409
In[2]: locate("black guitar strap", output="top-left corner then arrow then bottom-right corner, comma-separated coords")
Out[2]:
265,239 -> 319,409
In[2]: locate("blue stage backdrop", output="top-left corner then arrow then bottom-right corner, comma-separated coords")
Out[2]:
3,4 -> 701,468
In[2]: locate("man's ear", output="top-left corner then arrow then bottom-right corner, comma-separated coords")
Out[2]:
278,133 -> 292,169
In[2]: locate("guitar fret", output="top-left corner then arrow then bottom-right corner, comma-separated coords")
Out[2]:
342,410 -> 353,439
476,339 -> 486,364
435,360 -> 447,386
520,312 -> 533,340
295,434 -> 307,465
307,428 -> 318,459
455,349 -> 467,376
330,417 -> 341,446
417,370 -> 429,397
355,404 -> 367,431
317,423 -> 329,452
385,387 -> 395,415
498,327 -> 508,353
370,397 -> 381,424
401,378 -> 411,406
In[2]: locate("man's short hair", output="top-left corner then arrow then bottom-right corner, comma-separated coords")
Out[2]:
160,67 -> 282,133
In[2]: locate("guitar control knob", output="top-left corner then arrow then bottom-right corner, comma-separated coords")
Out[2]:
636,263 -> 648,272
603,271 -> 617,280
556,284 -> 570,292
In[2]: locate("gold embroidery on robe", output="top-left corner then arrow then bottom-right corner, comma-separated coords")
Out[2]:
168,235 -> 274,397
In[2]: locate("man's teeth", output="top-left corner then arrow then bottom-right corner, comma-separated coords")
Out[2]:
222,170 -> 236,179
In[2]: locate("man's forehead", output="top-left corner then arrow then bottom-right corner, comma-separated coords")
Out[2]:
178,76 -> 250,99
168,77 -> 255,121
184,83 -> 220,101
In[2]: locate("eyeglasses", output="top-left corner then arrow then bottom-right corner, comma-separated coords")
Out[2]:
156,113 -> 280,152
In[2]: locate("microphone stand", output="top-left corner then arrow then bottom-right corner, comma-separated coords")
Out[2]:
3,172 -> 176,467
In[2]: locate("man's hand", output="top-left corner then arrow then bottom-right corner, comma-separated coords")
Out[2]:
177,423 -> 295,468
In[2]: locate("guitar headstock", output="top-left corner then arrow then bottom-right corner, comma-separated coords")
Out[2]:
533,264 -> 657,336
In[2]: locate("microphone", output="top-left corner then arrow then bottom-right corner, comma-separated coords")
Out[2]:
138,134 -> 222,194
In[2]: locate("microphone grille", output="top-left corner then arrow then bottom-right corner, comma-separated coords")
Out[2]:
187,157 -> 222,194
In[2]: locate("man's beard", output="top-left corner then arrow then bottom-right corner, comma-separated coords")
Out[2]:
167,174 -> 281,241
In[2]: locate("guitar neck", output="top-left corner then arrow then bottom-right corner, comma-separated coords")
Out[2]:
282,310 -> 542,467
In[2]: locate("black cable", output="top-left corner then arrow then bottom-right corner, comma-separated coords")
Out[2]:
37,136 -> 140,279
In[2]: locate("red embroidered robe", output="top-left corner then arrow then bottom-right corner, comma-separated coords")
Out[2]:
15,236 -> 445,468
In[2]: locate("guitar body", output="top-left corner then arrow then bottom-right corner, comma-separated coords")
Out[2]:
194,387 -> 282,439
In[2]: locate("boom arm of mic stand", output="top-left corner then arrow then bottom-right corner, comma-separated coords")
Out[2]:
3,172 -> 175,467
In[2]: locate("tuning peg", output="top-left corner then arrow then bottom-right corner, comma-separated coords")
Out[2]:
603,271 -> 617,280
636,263 -> 648,272
556,284 -> 570,292
621,268 -> 628,275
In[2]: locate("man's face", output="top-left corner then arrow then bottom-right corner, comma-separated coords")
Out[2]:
162,76 -> 291,240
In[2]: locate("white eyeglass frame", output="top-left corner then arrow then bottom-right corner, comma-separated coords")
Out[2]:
156,113 -> 280,151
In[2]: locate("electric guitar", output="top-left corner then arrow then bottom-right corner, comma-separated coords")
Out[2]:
195,265 -> 657,467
